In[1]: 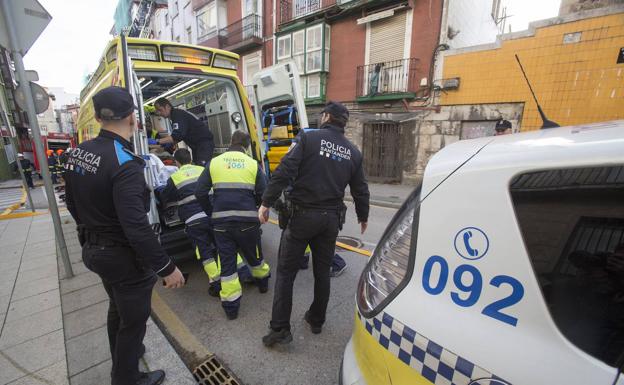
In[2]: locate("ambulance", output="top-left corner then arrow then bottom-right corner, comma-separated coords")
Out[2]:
341,120 -> 624,385
77,35 -> 262,255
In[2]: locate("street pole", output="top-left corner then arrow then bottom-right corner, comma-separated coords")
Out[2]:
2,111 -> 36,212
1,0 -> 73,277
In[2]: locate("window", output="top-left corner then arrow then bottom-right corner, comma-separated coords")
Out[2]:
511,165 -> 624,367
306,24 -> 322,72
275,22 -> 330,100
197,3 -> 217,38
292,30 -> 305,73
277,35 -> 291,60
307,73 -> 321,98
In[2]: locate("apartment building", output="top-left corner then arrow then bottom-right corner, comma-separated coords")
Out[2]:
120,0 -> 502,183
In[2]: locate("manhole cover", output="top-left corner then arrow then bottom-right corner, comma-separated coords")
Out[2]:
193,355 -> 241,385
336,236 -> 363,250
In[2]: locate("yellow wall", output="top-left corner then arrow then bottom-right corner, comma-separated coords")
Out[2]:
441,12 -> 624,131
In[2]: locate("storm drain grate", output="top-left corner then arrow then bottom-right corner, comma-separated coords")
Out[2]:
193,355 -> 241,385
336,236 -> 363,249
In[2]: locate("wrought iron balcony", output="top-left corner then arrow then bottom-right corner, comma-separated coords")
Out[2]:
220,14 -> 263,53
356,58 -> 420,99
279,0 -> 337,25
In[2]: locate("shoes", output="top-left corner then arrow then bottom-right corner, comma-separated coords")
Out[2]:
300,253 -> 310,270
208,285 -> 220,298
330,264 -> 347,277
225,311 -> 238,320
262,328 -> 293,347
139,343 -> 146,358
258,285 -> 268,294
304,311 -> 322,334
135,370 -> 165,385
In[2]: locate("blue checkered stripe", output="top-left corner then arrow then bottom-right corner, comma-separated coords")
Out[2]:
357,311 -> 510,385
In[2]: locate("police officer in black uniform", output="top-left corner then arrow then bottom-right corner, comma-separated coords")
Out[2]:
64,86 -> 185,385
153,97 -> 214,165
259,101 -> 370,346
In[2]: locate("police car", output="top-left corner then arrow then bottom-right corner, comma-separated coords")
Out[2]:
341,120 -> 624,385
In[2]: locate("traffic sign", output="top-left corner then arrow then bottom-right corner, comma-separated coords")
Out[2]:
15,81 -> 49,114
0,0 -> 52,54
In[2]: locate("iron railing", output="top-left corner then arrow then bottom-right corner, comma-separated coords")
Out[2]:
279,0 -> 337,24
221,14 -> 263,50
356,58 -> 420,98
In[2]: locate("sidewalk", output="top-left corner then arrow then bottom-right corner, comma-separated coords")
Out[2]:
0,212 -> 195,385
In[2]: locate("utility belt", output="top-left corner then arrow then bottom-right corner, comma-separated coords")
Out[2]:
77,224 -> 129,248
275,195 -> 347,230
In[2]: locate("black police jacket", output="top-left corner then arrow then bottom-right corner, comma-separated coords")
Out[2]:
64,129 -> 175,277
262,123 -> 370,223
170,108 -> 214,156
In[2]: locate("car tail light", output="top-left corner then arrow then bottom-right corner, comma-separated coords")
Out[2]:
357,191 -> 420,316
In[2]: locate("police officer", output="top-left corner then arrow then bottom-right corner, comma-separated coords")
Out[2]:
495,119 -> 512,136
64,86 -> 185,385
17,153 -> 34,189
159,148 -> 252,297
195,130 -> 270,320
153,98 -> 214,165
259,101 -> 370,346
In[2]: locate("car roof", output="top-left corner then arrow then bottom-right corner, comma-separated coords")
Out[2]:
424,120 -> 624,195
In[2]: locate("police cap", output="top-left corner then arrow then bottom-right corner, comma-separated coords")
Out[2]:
322,101 -> 349,127
92,86 -> 136,121
495,119 -> 512,131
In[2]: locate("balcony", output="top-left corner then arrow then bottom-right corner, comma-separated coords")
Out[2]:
279,0 -> 337,25
220,14 -> 263,53
356,58 -> 420,101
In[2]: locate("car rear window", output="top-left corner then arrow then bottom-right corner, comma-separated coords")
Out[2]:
510,165 -> 624,367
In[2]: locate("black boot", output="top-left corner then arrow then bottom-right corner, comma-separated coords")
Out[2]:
304,311 -> 322,334
135,370 -> 165,385
262,329 -> 293,347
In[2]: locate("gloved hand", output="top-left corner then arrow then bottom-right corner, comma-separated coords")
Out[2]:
148,138 -> 158,145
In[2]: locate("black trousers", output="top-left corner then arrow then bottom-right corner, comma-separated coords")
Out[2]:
23,172 -> 33,188
191,142 -> 214,166
270,208 -> 340,331
82,244 -> 157,385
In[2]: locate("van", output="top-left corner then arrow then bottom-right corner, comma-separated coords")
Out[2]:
341,120 -> 624,385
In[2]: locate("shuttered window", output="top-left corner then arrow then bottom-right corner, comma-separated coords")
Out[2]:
369,11 -> 407,65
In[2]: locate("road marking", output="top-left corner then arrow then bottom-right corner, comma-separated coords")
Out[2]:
0,188 -> 26,217
267,218 -> 373,257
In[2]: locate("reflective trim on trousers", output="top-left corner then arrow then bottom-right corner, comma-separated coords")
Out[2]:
178,195 -> 197,205
198,250 -> 220,283
251,262 -> 270,279
185,212 -> 207,224
213,182 -> 255,190
211,210 -> 258,219
220,273 -> 242,302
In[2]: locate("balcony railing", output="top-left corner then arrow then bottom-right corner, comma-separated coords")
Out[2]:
279,0 -> 337,25
356,58 -> 420,99
221,14 -> 263,52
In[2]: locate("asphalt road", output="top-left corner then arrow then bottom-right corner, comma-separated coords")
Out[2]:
154,202 -> 398,385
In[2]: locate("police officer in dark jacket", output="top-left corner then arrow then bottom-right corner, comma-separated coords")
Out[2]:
259,101 -> 370,346
153,97 -> 214,166
64,86 -> 185,385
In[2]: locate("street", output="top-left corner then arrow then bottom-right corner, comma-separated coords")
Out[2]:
155,202 -> 399,385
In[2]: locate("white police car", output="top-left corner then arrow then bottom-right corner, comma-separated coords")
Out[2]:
341,120 -> 624,385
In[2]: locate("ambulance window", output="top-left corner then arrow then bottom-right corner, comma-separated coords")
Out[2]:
510,165 -> 624,367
